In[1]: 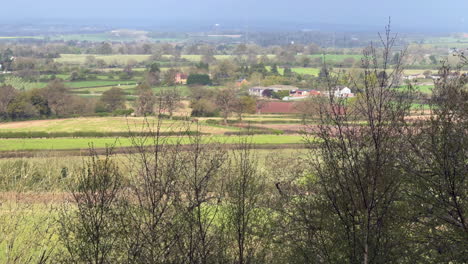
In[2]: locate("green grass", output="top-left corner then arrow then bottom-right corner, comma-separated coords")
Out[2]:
55,54 -> 279,65
414,85 -> 434,94
67,80 -> 136,88
41,74 -> 114,81
0,117 -> 189,133
0,135 -> 306,151
411,103 -> 430,110
397,84 -> 434,95
0,117 -> 241,136
307,54 -> 363,62
32,80 -> 137,90
0,202 -> 61,262
291,67 -> 321,75
55,54 -> 153,65
73,84 -> 137,93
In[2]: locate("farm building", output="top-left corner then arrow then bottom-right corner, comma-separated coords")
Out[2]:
334,87 -> 354,98
404,74 -> 426,81
283,89 -> 321,101
236,78 -> 249,86
290,89 -> 310,97
248,85 -> 299,97
175,73 -> 188,84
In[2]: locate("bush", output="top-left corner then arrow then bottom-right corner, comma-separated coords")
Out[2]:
112,108 -> 134,116
187,74 -> 211,86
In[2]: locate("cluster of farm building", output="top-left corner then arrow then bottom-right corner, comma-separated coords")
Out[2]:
248,85 -> 355,100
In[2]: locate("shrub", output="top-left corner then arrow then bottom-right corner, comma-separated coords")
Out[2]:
187,74 -> 211,86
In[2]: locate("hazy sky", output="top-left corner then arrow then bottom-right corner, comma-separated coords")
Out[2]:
3,0 -> 468,31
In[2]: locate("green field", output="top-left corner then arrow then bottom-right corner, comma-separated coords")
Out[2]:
73,84 -> 137,93
23,80 -> 137,90
55,54 -> 153,65
414,85 -> 434,94
308,54 -> 363,61
67,80 -> 136,88
0,117 -> 237,135
0,135 -> 306,151
55,53 -> 365,65
291,67 -> 321,75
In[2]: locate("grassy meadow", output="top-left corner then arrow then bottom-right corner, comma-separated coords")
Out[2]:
54,53 -> 366,65
0,117 -> 237,134
0,135 -> 307,151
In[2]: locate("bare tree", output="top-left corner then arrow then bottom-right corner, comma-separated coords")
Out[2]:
156,88 -> 182,119
0,193 -> 57,264
293,96 -> 323,124
402,57 -> 468,263
135,83 -> 156,116
175,127 -> 228,263
0,85 -> 17,118
233,95 -> 256,122
42,80 -> 73,116
224,138 -> 266,264
307,23 -> 414,263
59,147 -> 124,264
215,88 -> 237,125
121,120 -> 188,263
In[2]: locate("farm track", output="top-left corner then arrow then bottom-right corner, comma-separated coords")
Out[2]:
0,143 -> 312,159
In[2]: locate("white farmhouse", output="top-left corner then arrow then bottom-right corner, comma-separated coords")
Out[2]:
334,87 -> 354,98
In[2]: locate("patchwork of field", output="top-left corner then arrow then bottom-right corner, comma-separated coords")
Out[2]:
21,80 -> 137,91
0,117 -> 234,134
54,54 -> 366,65
0,116 -> 312,153
55,54 -> 153,64
73,84 -> 196,97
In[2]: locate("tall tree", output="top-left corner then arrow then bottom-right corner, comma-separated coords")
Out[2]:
215,88 -> 237,125
59,150 -> 124,263
145,63 -> 161,86
43,79 -> 73,116
135,83 -> 156,116
99,87 -> 126,112
163,68 -> 178,86
156,88 -> 182,119
0,85 -> 17,118
224,139 -> 266,264
234,96 -> 257,121
402,59 -> 468,263
307,25 -> 414,263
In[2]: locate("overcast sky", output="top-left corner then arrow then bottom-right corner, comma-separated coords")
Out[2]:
3,0 -> 467,32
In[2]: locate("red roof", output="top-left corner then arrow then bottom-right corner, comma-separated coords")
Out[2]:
176,73 -> 188,79
309,90 -> 321,95
258,101 -> 347,115
257,102 -> 300,114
